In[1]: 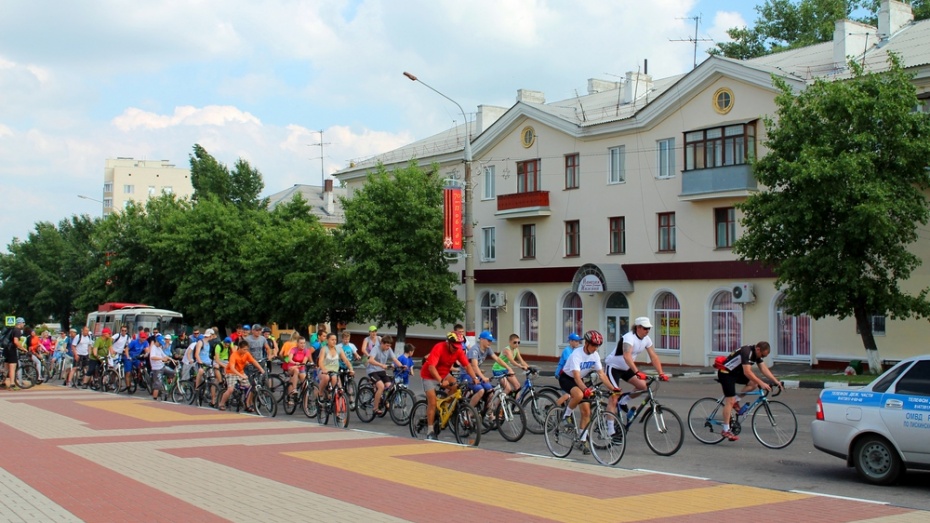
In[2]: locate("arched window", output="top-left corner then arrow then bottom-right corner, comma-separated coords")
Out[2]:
480,292 -> 498,341
519,292 -> 539,343
561,292 -> 583,342
654,292 -> 681,351
711,291 -> 742,353
775,295 -> 811,358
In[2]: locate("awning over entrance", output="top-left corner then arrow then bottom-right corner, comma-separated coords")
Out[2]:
571,263 -> 634,294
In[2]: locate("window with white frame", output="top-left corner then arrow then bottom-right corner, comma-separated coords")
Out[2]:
103,198 -> 112,208
124,184 -> 134,194
711,291 -> 742,353
481,227 -> 496,261
103,182 -> 113,193
519,292 -> 539,343
654,292 -> 681,351
562,293 -> 583,343
482,165 -> 496,199
608,146 -> 625,184
162,186 -> 173,195
657,138 -> 675,178
480,292 -> 499,341
148,186 -> 156,197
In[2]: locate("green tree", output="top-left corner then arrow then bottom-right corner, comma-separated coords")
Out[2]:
230,158 -> 268,210
339,161 -> 463,345
734,56 -> 930,372
189,144 -> 267,209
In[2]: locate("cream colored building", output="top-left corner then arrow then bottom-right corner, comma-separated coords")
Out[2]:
336,1 -> 930,367
102,158 -> 193,215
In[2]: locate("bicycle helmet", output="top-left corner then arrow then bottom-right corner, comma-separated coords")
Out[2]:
262,327 -> 272,334
446,331 -> 464,344
567,332 -> 582,342
583,330 -> 604,346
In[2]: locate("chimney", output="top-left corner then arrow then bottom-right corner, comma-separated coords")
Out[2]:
878,0 -> 913,37
587,78 -> 621,95
516,89 -> 545,104
476,105 -> 507,133
833,19 -> 878,69
324,179 -> 334,214
623,71 -> 653,104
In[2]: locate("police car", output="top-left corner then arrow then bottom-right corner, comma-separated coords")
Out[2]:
812,355 -> 930,485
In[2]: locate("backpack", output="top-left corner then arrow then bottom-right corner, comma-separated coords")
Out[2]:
0,328 -> 14,350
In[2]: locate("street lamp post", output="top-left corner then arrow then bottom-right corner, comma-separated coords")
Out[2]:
403,71 -> 476,337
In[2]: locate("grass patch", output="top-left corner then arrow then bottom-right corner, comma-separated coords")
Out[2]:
781,373 -> 876,384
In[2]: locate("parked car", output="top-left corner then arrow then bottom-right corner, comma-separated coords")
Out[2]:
812,355 -> 930,485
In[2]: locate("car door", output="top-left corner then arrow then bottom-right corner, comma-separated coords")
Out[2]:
878,359 -> 930,463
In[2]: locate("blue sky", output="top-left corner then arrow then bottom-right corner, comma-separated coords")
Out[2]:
0,0 -> 760,250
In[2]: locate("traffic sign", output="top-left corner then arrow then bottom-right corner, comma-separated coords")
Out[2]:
4,316 -> 14,327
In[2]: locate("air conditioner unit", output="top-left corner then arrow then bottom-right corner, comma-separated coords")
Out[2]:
489,291 -> 506,308
732,283 -> 755,304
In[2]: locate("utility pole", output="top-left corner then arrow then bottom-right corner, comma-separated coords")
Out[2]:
671,16 -> 712,69
309,130 -> 331,189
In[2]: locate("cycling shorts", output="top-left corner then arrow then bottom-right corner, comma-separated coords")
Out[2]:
606,365 -> 636,389
558,372 -> 579,395
717,369 -> 749,397
461,373 -> 491,393
491,369 -> 511,378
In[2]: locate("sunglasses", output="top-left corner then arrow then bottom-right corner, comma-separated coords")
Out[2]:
512,341 -> 521,344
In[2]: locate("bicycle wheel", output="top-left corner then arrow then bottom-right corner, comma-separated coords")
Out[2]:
589,410 -> 626,466
301,383 -> 320,419
451,402 -> 481,446
355,386 -> 376,422
254,389 -> 277,418
332,390 -> 349,428
409,400 -> 435,439
15,363 -> 38,389
266,374 -> 287,405
496,396 -> 527,442
388,388 -> 416,425
688,397 -> 727,444
543,408 -> 574,458
642,405 -> 684,456
523,390 -> 559,435
125,372 -> 137,394
752,400 -> 797,449
283,386 -> 299,415
102,369 -> 120,393
344,378 -> 358,411
170,379 -> 186,403
204,383 -> 219,408
317,389 -> 331,425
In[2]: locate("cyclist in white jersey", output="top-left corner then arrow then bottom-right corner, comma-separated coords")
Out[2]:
604,317 -> 669,435
557,330 -> 618,434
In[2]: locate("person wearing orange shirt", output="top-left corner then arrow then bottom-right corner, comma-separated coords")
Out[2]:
217,340 -> 265,411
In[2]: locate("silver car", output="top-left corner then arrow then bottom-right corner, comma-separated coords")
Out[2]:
812,355 -> 930,485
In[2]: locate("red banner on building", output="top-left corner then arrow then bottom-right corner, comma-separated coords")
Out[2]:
443,186 -> 463,252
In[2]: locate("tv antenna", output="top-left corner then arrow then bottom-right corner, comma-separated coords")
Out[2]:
308,130 -> 331,191
671,16 -> 712,70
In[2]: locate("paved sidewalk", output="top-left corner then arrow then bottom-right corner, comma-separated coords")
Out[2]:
0,385 -> 925,522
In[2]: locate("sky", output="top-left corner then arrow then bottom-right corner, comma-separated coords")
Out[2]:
0,0 -> 758,251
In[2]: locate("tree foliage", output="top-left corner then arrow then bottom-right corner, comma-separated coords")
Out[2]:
189,144 -> 267,209
734,55 -> 930,367
711,0 -> 929,59
339,161 -> 463,342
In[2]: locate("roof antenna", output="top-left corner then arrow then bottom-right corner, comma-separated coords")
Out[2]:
574,89 -> 587,122
671,15 -> 712,69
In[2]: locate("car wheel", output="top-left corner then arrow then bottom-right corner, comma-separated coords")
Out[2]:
853,435 -> 902,486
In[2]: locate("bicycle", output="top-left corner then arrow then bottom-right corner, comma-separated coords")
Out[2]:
408,381 -> 482,446
475,374 -> 526,442
186,366 -> 220,407
0,353 -> 38,389
355,365 -> 416,425
317,371 -> 349,428
151,360 -> 186,402
337,366 -> 358,411
688,383 -> 798,449
512,366 -> 560,435
226,371 -> 277,417
543,386 -> 627,466
297,363 -> 322,419
612,375 -> 684,456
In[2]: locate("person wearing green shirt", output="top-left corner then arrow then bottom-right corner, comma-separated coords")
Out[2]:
83,327 -> 113,389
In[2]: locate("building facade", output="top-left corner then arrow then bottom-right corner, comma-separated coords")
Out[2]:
102,158 -> 193,215
336,1 -> 930,367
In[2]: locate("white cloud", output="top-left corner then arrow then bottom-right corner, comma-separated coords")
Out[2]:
111,106 -> 263,131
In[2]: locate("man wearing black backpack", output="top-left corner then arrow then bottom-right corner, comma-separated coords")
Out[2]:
2,317 -> 26,390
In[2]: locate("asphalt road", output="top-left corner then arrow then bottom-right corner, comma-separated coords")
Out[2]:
276,373 -> 930,511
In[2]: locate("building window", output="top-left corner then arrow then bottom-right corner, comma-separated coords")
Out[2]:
124,184 -> 134,194
715,207 -> 736,248
519,292 -> 539,343
685,122 -> 755,171
565,153 -> 579,189
162,186 -> 173,195
481,227 -> 496,261
657,138 -> 675,178
480,292 -> 499,341
711,291 -> 742,353
609,216 -> 626,254
565,220 -> 580,257
148,186 -> 156,197
562,293 -> 583,342
608,146 -> 625,184
776,295 -> 811,358
654,292 -> 681,351
522,224 -> 536,259
482,165 -> 496,199
517,159 -> 540,193
857,315 -> 886,336
103,182 -> 113,193
102,198 -> 112,208
658,212 -> 676,252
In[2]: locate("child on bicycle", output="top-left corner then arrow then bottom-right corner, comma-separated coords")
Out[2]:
716,341 -> 781,441
397,344 -> 415,385
218,340 -> 266,411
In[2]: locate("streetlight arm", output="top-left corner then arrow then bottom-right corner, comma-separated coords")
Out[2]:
403,72 -> 471,161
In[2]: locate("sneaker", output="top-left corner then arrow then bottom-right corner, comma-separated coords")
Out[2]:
426,433 -> 437,441
721,430 -> 739,441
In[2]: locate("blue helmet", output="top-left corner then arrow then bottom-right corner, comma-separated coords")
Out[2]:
567,332 -> 582,341
478,330 -> 495,342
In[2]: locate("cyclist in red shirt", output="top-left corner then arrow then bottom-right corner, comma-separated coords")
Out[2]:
421,332 -> 478,440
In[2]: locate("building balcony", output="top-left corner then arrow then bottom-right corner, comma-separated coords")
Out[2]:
679,164 -> 757,201
494,190 -> 551,219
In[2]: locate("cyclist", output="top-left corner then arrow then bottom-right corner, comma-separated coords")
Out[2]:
85,327 -> 113,389
109,325 -> 130,377
558,330 -> 617,436
461,330 -> 512,408
245,324 -> 271,373
554,332 -> 583,405
149,335 -> 176,401
68,326 -> 93,388
195,329 -> 217,405
359,326 -> 380,361
604,317 -> 670,432
717,341 -> 780,441
366,335 -> 405,415
2,317 -> 25,390
218,340 -> 266,411
262,326 -> 278,369
421,332 -> 478,440
282,336 -> 312,405
492,333 -> 529,395
318,332 -> 354,402
397,344 -> 415,385
213,336 -> 232,384
125,331 -> 150,390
